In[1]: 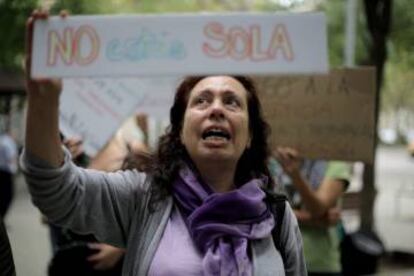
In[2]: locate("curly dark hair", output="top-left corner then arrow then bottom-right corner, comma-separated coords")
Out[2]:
131,75 -> 274,207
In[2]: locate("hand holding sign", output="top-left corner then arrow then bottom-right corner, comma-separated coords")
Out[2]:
25,9 -> 63,97
24,9 -> 67,167
25,10 -> 63,95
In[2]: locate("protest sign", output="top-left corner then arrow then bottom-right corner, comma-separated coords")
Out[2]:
132,77 -> 180,118
32,12 -> 327,78
254,67 -> 376,163
59,77 -> 175,156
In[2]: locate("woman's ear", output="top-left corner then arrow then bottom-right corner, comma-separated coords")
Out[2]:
246,135 -> 252,149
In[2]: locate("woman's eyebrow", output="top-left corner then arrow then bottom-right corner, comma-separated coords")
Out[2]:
222,90 -> 242,99
196,89 -> 213,96
195,88 -> 242,99
223,90 -> 237,95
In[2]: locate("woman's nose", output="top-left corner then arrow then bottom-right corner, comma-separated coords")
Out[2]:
209,100 -> 225,120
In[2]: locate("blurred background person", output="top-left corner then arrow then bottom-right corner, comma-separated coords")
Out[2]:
270,147 -> 351,276
88,113 -> 148,172
0,130 -> 18,219
0,218 -> 16,276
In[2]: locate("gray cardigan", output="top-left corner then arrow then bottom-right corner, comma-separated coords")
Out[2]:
21,149 -> 307,275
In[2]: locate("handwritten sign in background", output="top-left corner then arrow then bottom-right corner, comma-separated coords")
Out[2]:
32,13 -> 327,78
254,67 -> 376,163
59,77 -> 178,156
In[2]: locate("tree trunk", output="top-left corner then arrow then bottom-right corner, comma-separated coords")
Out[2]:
360,0 -> 392,232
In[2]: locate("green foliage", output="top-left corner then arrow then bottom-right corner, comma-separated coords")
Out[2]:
382,57 -> 414,113
0,0 -> 39,71
389,0 -> 414,67
381,0 -> 414,115
50,0 -> 111,14
318,0 -> 369,67
319,0 -> 344,66
50,0 -> 286,14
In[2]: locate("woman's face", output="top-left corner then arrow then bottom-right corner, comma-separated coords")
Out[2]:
180,76 -> 251,166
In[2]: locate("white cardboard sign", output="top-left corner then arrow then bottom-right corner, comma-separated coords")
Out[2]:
32,13 -> 327,77
60,77 -> 178,156
132,77 -> 180,118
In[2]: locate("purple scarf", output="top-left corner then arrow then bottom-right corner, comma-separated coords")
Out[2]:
172,166 -> 275,276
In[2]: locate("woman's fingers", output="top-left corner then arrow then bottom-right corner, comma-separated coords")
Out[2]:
35,78 -> 62,95
63,137 -> 84,158
25,12 -> 36,80
25,9 -> 48,83
64,137 -> 83,147
277,147 -> 302,165
37,8 -> 49,19
60,9 -> 69,18
275,147 -> 291,162
25,10 -> 63,96
286,148 -> 298,159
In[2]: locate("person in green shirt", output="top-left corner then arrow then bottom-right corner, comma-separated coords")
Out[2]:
270,147 -> 351,275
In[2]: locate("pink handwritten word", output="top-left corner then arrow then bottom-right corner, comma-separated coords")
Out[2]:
47,25 -> 100,66
203,22 -> 294,61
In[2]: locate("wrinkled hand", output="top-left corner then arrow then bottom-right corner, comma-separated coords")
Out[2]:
87,243 -> 125,271
314,207 -> 341,227
323,207 -> 341,226
25,9 -> 67,97
274,147 -> 302,177
296,207 -> 341,227
63,137 -> 84,160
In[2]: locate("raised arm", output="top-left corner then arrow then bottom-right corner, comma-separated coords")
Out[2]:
25,10 -> 64,167
274,147 -> 345,218
22,11 -> 148,249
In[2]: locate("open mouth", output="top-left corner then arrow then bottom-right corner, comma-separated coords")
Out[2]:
202,128 -> 231,141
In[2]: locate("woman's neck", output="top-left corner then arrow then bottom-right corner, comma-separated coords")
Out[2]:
195,161 -> 236,193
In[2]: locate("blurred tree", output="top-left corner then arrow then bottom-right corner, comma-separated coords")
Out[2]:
51,0 -> 120,14
360,0 -> 392,232
50,0 -> 271,14
0,0 -> 39,71
382,62 -> 414,128
386,77 -> 414,116
388,0 -> 414,67
381,0 -> 414,135
319,0 -> 368,67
